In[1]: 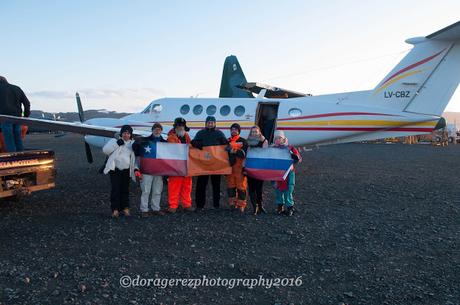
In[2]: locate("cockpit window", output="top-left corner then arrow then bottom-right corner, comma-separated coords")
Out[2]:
193,105 -> 203,115
180,104 -> 190,115
151,104 -> 163,113
141,104 -> 152,114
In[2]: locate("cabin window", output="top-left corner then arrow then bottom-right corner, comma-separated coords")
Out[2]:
220,105 -> 231,116
206,105 -> 216,115
180,104 -> 190,115
193,105 -> 203,115
288,108 -> 302,117
151,104 -> 163,113
234,105 -> 245,117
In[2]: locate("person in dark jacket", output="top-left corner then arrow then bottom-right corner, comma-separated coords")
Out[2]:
132,123 -> 167,217
0,76 -> 30,152
246,125 -> 269,215
191,116 -> 227,211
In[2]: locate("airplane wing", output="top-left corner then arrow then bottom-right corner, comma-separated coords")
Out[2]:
236,82 -> 311,98
0,115 -> 152,138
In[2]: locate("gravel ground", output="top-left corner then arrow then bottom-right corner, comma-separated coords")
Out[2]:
0,133 -> 459,305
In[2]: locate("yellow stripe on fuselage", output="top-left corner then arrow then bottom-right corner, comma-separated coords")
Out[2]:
161,119 -> 437,128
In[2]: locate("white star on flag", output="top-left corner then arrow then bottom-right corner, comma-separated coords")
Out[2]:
144,145 -> 152,154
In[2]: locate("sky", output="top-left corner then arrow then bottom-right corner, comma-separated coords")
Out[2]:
1,0 -> 460,113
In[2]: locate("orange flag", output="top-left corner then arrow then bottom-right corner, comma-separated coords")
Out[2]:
187,145 -> 232,176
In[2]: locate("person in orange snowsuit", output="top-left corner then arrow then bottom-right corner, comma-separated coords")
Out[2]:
166,117 -> 194,213
226,123 -> 248,213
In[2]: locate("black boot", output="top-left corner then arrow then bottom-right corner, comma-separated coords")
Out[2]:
255,201 -> 266,215
277,204 -> 284,215
286,206 -> 294,217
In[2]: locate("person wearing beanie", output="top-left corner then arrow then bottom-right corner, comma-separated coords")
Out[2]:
272,130 -> 302,217
191,115 -> 227,210
0,76 -> 31,152
132,122 -> 167,217
166,117 -> 194,213
246,125 -> 269,215
225,123 -> 248,213
103,124 -> 138,218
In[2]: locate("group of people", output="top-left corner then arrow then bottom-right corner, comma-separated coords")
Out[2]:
102,116 -> 302,218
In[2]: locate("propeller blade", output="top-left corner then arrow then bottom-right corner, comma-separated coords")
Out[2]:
84,142 -> 93,163
76,92 -> 85,123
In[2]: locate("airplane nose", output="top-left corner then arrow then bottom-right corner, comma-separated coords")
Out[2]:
85,135 -> 109,148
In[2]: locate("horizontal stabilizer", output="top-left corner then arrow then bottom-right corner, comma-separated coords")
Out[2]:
237,82 -> 311,98
427,21 -> 460,41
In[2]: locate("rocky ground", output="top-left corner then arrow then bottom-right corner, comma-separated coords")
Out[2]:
0,133 -> 459,305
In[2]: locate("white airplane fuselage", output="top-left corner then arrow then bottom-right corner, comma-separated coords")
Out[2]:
84,91 -> 440,148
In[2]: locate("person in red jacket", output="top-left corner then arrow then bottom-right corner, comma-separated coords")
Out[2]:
166,118 -> 194,213
226,123 -> 248,213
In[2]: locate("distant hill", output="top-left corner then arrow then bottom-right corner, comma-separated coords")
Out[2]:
30,110 -> 132,122
28,110 -> 132,133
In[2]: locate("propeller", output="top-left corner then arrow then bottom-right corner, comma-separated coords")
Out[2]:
76,92 -> 93,163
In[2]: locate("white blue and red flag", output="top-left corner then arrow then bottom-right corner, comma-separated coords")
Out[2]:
139,142 -> 188,176
244,147 -> 293,181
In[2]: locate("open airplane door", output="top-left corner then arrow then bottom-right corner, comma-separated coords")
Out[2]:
255,102 -> 279,144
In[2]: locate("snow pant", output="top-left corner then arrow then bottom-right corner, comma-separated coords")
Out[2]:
0,123 -> 23,152
109,168 -> 130,212
248,176 -> 264,211
168,176 -> 192,209
140,174 -> 163,212
226,167 -> 247,209
275,171 -> 295,208
195,175 -> 221,209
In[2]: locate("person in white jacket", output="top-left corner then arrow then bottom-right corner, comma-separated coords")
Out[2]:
103,125 -> 138,218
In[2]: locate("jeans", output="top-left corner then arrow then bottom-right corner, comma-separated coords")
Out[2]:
275,171 -> 295,207
1,123 -> 23,152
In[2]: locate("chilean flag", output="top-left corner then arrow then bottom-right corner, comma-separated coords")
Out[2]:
139,142 -> 188,176
244,147 -> 293,181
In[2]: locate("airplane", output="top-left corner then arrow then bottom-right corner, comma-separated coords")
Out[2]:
1,20 -> 460,163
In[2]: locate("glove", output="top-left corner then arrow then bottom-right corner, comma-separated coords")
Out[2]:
134,169 -> 143,180
117,139 -> 124,146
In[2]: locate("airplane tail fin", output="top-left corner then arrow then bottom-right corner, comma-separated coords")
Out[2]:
219,55 -> 253,98
371,21 -> 460,116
